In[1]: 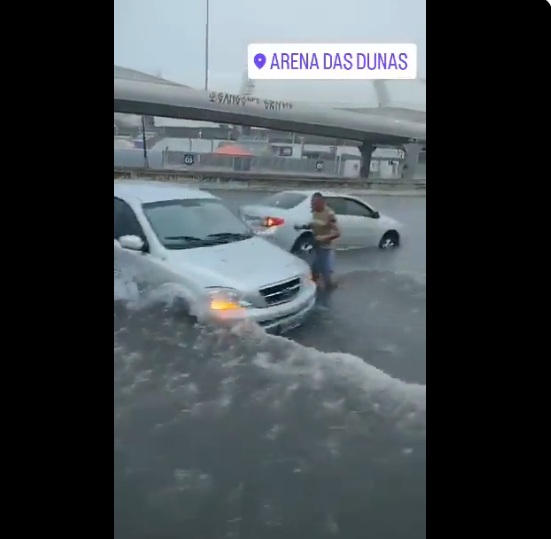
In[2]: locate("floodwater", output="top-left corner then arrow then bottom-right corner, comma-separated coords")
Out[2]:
114,191 -> 426,539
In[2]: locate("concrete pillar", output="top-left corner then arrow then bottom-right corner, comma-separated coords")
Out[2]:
359,142 -> 375,178
400,143 -> 423,181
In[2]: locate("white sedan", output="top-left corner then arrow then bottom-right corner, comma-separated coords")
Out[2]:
239,190 -> 403,256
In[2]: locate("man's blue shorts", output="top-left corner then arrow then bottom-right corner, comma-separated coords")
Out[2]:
312,247 -> 334,284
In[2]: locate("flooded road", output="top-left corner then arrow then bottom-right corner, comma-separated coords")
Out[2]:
114,189 -> 426,538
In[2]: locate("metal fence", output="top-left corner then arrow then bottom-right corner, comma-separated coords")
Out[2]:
113,148 -> 426,181
114,148 -> 340,176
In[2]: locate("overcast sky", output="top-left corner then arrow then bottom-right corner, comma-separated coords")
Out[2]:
114,0 -> 426,107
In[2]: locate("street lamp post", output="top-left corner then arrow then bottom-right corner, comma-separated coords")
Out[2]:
141,115 -> 149,169
204,0 -> 210,91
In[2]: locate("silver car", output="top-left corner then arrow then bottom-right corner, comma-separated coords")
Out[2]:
114,180 -> 317,333
239,190 -> 404,257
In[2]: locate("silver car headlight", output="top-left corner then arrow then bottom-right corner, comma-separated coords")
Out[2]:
205,287 -> 253,312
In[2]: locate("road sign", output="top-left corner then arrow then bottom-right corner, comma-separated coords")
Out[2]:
183,154 -> 195,166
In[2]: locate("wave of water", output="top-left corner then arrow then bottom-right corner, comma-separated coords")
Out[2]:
114,271 -> 426,539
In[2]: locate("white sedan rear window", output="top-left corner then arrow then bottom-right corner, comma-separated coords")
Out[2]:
259,192 -> 307,209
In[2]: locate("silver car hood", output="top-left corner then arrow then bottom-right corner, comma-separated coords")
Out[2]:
165,236 -> 309,291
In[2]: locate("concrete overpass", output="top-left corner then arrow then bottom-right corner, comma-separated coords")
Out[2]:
114,77 -> 426,178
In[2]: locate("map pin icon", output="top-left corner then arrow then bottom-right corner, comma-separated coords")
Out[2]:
254,53 -> 266,70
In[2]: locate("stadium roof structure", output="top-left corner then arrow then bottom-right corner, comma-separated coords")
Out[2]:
114,66 -> 426,144
115,66 -> 425,125
114,65 -> 190,88
114,78 -> 425,144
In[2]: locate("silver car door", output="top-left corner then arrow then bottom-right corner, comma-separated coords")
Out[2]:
114,198 -> 160,290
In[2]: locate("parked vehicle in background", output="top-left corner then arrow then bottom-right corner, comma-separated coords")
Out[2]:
114,180 -> 317,334
239,190 -> 404,257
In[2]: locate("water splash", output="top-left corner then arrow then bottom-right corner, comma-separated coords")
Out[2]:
114,270 -> 426,538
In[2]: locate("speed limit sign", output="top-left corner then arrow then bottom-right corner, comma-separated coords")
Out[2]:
183,154 -> 195,166
315,160 -> 324,172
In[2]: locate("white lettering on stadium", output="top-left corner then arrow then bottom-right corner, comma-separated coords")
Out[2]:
208,92 -> 293,111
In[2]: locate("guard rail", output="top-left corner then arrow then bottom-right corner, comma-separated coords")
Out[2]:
114,167 -> 426,191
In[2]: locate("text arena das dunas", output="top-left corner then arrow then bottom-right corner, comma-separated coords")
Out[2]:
269,52 -> 410,72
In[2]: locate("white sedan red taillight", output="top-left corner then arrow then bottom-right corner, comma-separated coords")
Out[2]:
263,217 -> 285,227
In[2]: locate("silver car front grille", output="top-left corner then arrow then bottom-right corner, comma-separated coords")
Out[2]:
259,277 -> 301,306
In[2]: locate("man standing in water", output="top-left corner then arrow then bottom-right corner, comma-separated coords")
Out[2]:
295,192 -> 340,308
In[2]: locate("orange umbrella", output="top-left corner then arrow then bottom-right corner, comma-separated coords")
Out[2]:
213,144 -> 254,157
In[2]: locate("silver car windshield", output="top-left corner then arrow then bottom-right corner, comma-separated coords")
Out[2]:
143,198 -> 252,250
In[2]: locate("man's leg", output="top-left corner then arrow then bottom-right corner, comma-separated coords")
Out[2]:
310,248 -> 325,307
327,249 -> 337,289
310,247 -> 321,284
315,248 -> 333,308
